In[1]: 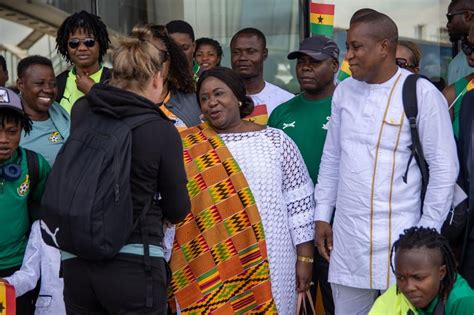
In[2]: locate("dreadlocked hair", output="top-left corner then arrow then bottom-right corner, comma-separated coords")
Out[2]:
0,108 -> 32,135
390,226 -> 457,302
56,10 -> 110,64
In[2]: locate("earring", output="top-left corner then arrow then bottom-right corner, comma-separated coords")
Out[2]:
238,101 -> 242,107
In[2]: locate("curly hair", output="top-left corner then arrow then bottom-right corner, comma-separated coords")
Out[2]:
195,37 -> 223,65
56,10 -> 110,64
145,24 -> 195,94
391,226 -> 457,302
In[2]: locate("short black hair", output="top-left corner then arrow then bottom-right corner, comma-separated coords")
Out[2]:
195,37 -> 224,60
351,12 -> 398,50
197,67 -> 254,118
0,55 -> 6,72
450,0 -> 474,10
56,10 -> 110,64
350,8 -> 378,25
165,20 -> 195,41
230,28 -> 267,49
17,55 -> 53,78
391,227 -> 457,302
0,108 -> 32,135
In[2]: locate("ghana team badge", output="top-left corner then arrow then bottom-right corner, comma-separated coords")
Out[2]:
48,131 -> 62,143
17,175 -> 30,196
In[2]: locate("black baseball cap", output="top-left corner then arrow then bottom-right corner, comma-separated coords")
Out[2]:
288,35 -> 340,61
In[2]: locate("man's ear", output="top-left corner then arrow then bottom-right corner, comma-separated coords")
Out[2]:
263,48 -> 268,60
16,78 -> 24,92
379,39 -> 391,57
464,11 -> 473,23
332,59 -> 339,74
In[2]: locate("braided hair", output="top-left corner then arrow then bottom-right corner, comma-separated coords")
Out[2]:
390,226 -> 456,301
56,10 -> 110,64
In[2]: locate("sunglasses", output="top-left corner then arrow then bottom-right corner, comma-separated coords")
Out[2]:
446,10 -> 472,23
68,38 -> 96,49
461,38 -> 474,56
396,58 -> 416,69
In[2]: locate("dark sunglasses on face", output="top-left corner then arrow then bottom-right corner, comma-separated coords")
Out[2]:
396,58 -> 416,69
462,38 -> 474,56
68,38 -> 96,49
446,10 -> 472,23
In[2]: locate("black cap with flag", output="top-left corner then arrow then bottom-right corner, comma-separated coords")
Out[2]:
287,35 -> 339,61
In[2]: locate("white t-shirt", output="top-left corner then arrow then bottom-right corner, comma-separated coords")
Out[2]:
247,81 -> 293,125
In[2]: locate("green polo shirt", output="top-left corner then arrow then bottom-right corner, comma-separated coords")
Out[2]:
268,93 -> 332,184
0,147 -> 50,270
418,274 -> 474,315
59,66 -> 105,113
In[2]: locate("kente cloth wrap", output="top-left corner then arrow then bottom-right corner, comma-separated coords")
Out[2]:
169,123 -> 277,314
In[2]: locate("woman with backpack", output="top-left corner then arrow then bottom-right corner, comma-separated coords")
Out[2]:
41,29 -> 191,314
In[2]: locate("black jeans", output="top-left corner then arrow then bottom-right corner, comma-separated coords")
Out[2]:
0,265 -> 39,315
62,254 -> 170,315
310,249 -> 334,315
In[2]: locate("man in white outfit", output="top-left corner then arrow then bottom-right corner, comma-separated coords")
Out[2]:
314,11 -> 459,314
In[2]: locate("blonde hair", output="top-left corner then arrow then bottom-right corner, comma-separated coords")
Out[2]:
110,27 -> 164,91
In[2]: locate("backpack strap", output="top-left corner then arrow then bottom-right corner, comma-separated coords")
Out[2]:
25,149 -> 40,223
56,70 -> 70,103
100,67 -> 112,83
402,74 -> 430,214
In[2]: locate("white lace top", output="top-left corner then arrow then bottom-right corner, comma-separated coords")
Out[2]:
221,127 -> 315,315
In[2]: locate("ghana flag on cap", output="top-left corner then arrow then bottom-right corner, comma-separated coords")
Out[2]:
0,282 -> 16,315
310,2 -> 335,37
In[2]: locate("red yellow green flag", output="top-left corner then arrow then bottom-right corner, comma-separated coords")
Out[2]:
466,78 -> 474,91
337,58 -> 351,81
310,2 -> 335,37
0,282 -> 16,315
449,78 -> 474,110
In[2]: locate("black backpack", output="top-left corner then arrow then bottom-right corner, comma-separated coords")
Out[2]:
402,74 -> 468,242
40,101 -> 158,260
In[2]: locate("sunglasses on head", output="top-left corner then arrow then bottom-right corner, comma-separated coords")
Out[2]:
446,10 -> 472,23
396,58 -> 416,69
462,38 -> 474,56
68,38 -> 96,49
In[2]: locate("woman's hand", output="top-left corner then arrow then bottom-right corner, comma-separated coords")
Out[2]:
295,241 -> 314,292
76,73 -> 95,94
296,260 -> 313,293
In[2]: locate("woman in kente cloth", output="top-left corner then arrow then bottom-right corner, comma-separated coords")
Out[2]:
169,67 -> 315,314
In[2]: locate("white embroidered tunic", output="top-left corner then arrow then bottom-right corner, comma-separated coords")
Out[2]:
314,68 -> 459,290
221,127 -> 315,315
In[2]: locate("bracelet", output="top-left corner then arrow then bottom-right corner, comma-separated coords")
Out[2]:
297,255 -> 314,263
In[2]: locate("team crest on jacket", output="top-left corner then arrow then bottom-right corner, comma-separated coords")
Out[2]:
17,175 -> 30,196
48,131 -> 62,143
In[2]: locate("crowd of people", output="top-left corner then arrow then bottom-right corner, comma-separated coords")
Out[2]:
1,0 -> 474,314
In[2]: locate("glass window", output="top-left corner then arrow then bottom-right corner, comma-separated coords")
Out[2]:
331,0 -> 452,86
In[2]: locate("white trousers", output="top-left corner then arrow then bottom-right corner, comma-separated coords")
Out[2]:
331,283 -> 383,315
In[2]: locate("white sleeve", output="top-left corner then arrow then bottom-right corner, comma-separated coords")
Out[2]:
416,80 -> 460,230
4,221 -> 41,297
280,132 -> 315,246
314,86 -> 342,223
